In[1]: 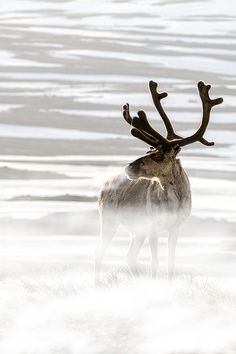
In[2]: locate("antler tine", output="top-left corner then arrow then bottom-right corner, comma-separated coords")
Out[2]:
123,103 -> 132,125
123,103 -> 160,147
132,110 -> 169,146
149,80 -> 179,140
170,81 -> 223,147
131,127 -> 160,147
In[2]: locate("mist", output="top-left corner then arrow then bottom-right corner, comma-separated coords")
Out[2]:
0,154 -> 235,353
0,0 -> 236,353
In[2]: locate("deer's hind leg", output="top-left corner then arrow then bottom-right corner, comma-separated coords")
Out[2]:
94,212 -> 117,285
167,228 -> 179,279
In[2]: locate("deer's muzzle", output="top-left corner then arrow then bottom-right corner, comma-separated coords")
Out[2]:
125,159 -> 143,179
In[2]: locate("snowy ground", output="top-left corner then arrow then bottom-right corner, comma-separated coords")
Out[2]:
0,0 -> 235,353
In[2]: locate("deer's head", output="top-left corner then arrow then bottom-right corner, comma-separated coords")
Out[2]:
124,80 -> 223,181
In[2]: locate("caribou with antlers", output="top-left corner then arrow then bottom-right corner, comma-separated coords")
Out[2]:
95,80 -> 223,282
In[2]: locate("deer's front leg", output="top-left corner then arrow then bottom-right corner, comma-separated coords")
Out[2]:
168,229 -> 179,279
126,234 -> 145,275
149,230 -> 158,278
94,216 -> 117,286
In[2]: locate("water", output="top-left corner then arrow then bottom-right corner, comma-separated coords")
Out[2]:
0,1 -> 235,353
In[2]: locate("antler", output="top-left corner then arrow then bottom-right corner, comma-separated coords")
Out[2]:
149,80 -> 214,146
123,103 -> 161,147
123,80 -> 223,150
149,80 -> 177,140
172,81 -> 223,147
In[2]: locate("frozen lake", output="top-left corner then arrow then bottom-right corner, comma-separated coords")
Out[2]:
0,0 -> 235,353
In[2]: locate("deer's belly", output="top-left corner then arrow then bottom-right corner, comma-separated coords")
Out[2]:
117,206 -> 181,234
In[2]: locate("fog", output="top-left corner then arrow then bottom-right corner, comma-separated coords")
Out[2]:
0,0 -> 235,353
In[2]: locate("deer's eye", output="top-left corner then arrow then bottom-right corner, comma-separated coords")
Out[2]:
151,153 -> 164,162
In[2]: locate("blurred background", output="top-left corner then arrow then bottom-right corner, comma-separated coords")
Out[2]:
0,0 -> 235,235
0,1 -> 235,353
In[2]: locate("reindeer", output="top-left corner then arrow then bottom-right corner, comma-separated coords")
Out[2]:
95,80 -> 223,283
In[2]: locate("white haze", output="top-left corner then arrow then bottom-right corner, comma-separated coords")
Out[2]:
0,0 -> 235,353
0,253 -> 236,354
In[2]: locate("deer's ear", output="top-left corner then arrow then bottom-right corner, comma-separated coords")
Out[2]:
170,145 -> 181,158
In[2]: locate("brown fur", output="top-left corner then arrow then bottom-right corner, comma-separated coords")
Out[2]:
94,80 -> 222,283
99,157 -> 191,230
95,148 -> 191,282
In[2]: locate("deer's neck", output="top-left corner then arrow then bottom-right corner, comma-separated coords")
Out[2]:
153,158 -> 191,216
157,158 -> 185,189
156,158 -> 190,205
